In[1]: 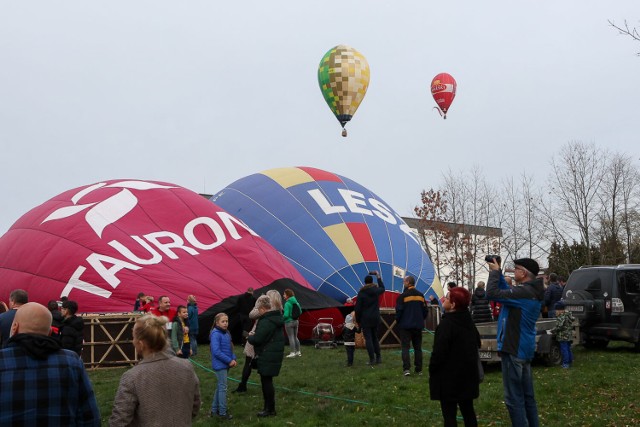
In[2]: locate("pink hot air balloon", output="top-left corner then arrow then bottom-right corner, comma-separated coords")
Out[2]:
431,72 -> 457,119
0,179 -> 312,314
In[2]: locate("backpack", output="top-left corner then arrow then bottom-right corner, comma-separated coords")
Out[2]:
291,302 -> 301,320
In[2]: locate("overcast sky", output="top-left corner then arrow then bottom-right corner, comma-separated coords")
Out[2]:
1,1 -> 638,235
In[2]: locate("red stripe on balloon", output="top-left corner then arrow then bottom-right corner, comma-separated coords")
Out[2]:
346,222 -> 377,261
298,166 -> 343,183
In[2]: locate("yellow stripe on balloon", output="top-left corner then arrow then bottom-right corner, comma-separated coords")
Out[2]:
261,168 -> 313,189
323,223 -> 364,265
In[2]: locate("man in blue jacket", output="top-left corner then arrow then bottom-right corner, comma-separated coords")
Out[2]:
544,273 -> 563,318
486,257 -> 544,427
395,276 -> 427,376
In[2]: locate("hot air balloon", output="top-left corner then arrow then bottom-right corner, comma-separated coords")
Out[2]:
212,167 -> 443,304
0,180 -> 315,315
318,45 -> 370,137
431,73 -> 457,119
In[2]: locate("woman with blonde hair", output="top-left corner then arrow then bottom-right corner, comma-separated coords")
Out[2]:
248,295 -> 284,417
265,289 -> 283,312
109,315 -> 201,426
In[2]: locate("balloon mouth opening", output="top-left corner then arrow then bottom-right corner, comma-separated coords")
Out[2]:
336,114 -> 352,126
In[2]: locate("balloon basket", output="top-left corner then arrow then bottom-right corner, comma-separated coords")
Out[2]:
80,312 -> 142,369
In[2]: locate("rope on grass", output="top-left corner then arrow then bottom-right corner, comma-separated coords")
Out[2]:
189,354 -> 503,424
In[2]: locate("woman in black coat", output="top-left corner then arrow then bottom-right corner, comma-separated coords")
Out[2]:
429,287 -> 481,427
470,283 -> 493,323
247,295 -> 284,418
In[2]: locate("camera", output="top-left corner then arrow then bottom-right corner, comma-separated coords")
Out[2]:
368,271 -> 377,275
485,255 -> 501,264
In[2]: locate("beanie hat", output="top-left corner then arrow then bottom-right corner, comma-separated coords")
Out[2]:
364,275 -> 374,284
513,258 -> 540,276
554,301 -> 565,310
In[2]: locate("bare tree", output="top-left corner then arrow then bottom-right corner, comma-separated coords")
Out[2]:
609,19 -> 640,55
548,141 -> 607,264
614,154 -> 640,262
500,176 -> 528,263
596,152 -> 633,263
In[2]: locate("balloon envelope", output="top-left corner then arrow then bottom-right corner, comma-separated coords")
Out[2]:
212,167 -> 441,303
318,45 -> 370,130
0,180 -> 312,314
431,72 -> 457,117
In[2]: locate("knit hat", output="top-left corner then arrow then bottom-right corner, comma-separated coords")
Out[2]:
513,258 -> 540,276
554,301 -> 565,310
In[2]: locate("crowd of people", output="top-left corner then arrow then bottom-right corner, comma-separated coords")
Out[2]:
0,259 -> 576,426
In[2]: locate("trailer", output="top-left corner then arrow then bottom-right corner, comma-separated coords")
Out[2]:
476,318 -> 579,366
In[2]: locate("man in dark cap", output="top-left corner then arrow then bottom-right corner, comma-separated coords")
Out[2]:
486,258 -> 544,427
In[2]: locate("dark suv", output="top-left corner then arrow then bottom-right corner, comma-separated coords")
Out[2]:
563,265 -> 640,349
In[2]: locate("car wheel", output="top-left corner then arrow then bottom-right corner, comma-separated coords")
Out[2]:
544,340 -> 562,366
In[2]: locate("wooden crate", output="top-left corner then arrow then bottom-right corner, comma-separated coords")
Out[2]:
81,313 -> 140,369
357,306 -> 441,349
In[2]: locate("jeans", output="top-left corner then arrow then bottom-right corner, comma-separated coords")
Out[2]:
189,333 -> 198,355
400,328 -> 423,372
285,320 -> 300,353
501,353 -> 539,427
178,342 -> 191,359
440,400 -> 478,427
560,341 -> 573,367
211,368 -> 229,416
362,325 -> 381,362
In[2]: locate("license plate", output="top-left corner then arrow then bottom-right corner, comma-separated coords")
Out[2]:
479,351 -> 492,360
567,305 -> 584,312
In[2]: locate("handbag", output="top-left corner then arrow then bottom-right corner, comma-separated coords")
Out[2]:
477,356 -> 485,383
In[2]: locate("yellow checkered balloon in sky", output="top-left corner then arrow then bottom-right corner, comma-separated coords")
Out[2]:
318,45 -> 370,137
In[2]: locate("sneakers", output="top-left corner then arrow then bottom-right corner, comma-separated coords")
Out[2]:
296,351 -> 302,357
416,370 -> 423,376
218,413 -> 233,420
286,352 -> 297,358
403,370 -> 411,376
257,410 -> 277,417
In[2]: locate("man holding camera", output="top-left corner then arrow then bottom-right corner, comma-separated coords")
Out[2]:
355,271 -> 385,366
486,257 -> 544,427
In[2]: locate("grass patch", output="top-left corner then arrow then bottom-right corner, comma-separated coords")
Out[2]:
89,334 -> 640,426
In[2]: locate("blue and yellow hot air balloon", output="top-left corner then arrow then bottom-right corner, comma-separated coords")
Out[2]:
211,167 -> 442,303
318,45 -> 370,137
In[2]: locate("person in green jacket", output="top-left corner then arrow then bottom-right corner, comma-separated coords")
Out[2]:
283,289 -> 302,358
247,295 -> 284,417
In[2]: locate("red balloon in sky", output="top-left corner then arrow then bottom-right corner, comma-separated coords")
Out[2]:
431,73 -> 457,119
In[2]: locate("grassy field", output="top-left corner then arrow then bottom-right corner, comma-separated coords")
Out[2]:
89,334 -> 640,426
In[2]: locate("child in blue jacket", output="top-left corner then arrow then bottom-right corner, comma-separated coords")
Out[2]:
210,312 -> 237,420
